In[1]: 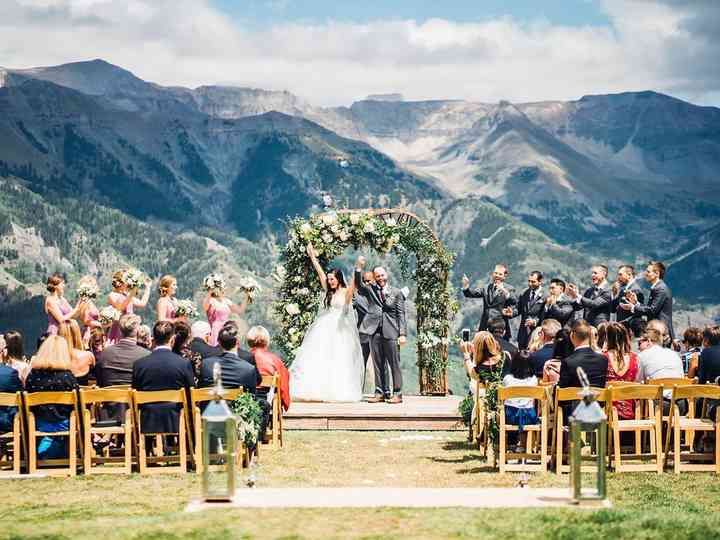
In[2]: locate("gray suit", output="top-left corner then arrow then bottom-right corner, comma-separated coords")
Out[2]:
634,279 -> 674,340
355,270 -> 407,397
99,338 -> 148,387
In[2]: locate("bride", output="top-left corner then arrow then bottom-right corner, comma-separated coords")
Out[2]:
289,243 -> 364,402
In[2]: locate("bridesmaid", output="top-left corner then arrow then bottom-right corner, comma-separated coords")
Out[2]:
77,275 -> 101,346
203,280 -> 249,346
106,269 -> 152,344
45,274 -> 85,335
156,275 -> 186,323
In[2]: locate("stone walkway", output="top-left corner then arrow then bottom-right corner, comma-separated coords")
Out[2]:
186,487 -> 610,512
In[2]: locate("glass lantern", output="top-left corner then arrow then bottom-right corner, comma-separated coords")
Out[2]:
202,364 -> 238,502
569,368 -> 607,504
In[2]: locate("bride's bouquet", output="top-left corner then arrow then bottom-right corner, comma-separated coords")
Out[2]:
174,299 -> 198,319
238,276 -> 262,302
76,280 -> 99,300
203,273 -> 226,293
98,306 -> 121,326
123,268 -> 145,290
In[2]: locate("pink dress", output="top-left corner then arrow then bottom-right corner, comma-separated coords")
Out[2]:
107,291 -> 134,345
82,305 -> 100,344
47,297 -> 72,335
160,298 -> 177,321
207,299 -> 231,346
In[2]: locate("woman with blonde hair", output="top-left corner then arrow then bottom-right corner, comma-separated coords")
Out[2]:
44,273 -> 85,335
202,276 -> 249,347
107,269 -> 152,344
156,274 -> 186,323
58,320 -> 95,386
25,336 -> 79,459
77,275 -> 101,346
526,326 -> 544,353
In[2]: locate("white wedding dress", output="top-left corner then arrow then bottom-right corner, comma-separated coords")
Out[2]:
290,291 -> 364,402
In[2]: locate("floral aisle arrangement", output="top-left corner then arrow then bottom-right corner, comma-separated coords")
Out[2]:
273,209 -> 458,391
230,393 -> 263,448
174,299 -> 199,319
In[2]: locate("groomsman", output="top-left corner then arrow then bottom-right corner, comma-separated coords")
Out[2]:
462,264 -> 517,340
621,261 -> 674,340
543,278 -> 574,328
513,271 -> 546,349
612,265 -> 645,336
353,271 -> 376,369
567,265 -> 612,327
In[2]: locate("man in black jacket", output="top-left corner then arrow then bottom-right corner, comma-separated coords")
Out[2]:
612,265 -> 645,337
462,264 -> 517,340
621,261 -> 675,340
513,271 -> 546,349
543,278 -> 574,328
199,325 -> 260,392
559,320 -> 608,388
567,265 -> 612,327
188,321 -> 222,361
132,321 -> 195,434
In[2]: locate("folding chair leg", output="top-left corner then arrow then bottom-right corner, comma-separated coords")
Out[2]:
83,412 -> 92,474
541,417 -> 548,472
69,414 -> 77,477
28,416 -> 37,475
674,424 -> 681,474
656,425 -> 663,473
499,424 -> 506,474
613,427 -> 622,471
179,417 -> 187,474
138,434 -> 147,474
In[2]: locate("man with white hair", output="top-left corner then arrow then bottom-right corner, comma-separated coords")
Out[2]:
188,320 -> 222,362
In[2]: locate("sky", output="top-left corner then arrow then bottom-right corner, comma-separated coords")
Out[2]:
1,0 -> 719,107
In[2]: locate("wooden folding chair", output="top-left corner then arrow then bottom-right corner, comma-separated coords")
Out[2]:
132,389 -> 189,474
189,387 -> 244,473
498,386 -> 549,473
607,384 -> 663,473
664,385 -> 720,474
552,387 -> 607,474
259,374 -> 283,449
0,392 -> 24,475
649,377 -> 696,448
79,388 -> 134,474
24,391 -> 79,476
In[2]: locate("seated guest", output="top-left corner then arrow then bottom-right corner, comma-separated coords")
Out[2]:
604,323 -> 639,419
529,319 -> 560,378
172,320 -> 192,357
132,321 -> 195,434
682,327 -> 704,378
559,320 -> 609,388
543,327 -> 574,383
526,327 -> 544,353
0,334 -> 23,433
1,330 -> 30,383
58,320 -> 95,386
647,319 -> 672,348
88,327 -> 106,369
186,321 -> 222,379
461,331 -> 506,426
25,336 -> 79,458
697,326 -> 720,385
136,325 -> 152,350
199,325 -> 260,392
247,326 -> 291,411
99,314 -> 147,387
502,350 -> 539,449
635,327 -> 683,398
488,317 -> 517,376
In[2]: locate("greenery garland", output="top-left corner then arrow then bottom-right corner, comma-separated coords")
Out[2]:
230,394 -> 263,448
272,209 -> 458,383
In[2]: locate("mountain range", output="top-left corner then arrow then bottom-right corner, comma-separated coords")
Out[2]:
1,59 -> 718,391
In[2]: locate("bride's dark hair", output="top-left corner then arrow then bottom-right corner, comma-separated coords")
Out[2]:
324,268 -> 347,308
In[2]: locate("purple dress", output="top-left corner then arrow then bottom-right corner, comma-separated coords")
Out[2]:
107,292 -> 133,345
207,299 -> 231,346
82,305 -> 99,344
160,298 -> 177,321
47,297 -> 72,335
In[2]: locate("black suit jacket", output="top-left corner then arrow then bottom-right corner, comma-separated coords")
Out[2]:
574,284 -> 612,327
189,338 -> 222,360
697,346 -> 720,385
634,280 -> 674,340
514,287 -> 546,349
612,281 -> 645,336
199,351 -> 260,393
543,297 -> 574,328
131,348 -> 195,434
559,347 -> 608,389
463,282 -> 517,338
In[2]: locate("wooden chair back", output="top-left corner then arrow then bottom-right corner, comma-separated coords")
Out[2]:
555,387 -> 608,403
669,385 -> 720,401
649,377 -> 695,388
0,392 -> 23,475
258,373 -> 283,449
23,390 -> 78,476
497,386 -> 549,473
608,384 -> 662,402
498,386 -> 547,402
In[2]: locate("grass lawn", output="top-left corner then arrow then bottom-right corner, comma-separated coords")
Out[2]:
3,430 -> 720,539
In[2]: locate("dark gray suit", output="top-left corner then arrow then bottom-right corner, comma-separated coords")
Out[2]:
634,280 -> 674,340
514,287 -> 546,349
98,338 -> 148,387
573,284 -> 612,327
612,280 -> 645,337
463,282 -> 517,339
544,295 -> 575,328
355,270 -> 407,397
353,294 -> 372,368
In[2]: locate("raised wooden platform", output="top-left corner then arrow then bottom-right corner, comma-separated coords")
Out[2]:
284,395 -> 464,431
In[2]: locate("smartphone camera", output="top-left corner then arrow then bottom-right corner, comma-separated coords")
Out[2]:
461,328 -> 470,342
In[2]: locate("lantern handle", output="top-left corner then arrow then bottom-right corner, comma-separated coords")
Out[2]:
576,366 -> 595,404
212,362 -> 226,401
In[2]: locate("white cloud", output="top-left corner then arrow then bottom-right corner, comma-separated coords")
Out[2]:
1,0 -> 718,106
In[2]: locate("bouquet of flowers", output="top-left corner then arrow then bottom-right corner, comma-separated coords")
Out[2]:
76,281 -> 99,300
98,306 -> 121,326
174,299 -> 198,318
238,276 -> 262,301
203,273 -> 226,293
230,393 -> 263,448
123,268 -> 145,289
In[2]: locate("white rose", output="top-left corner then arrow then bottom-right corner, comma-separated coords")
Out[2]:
285,303 -> 301,315
339,231 -> 349,242
350,213 -> 361,225
299,223 -> 312,236
322,233 -> 333,244
386,218 -> 397,227
322,214 -> 337,226
363,221 -> 376,234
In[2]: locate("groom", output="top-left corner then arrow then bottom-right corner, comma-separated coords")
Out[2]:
355,256 -> 407,404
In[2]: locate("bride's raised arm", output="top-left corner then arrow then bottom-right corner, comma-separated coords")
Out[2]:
307,242 -> 327,291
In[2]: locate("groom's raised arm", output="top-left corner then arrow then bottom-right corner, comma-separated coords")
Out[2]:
354,256 -> 370,296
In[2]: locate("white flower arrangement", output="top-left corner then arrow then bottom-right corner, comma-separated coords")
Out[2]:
363,221 -> 376,234
98,306 -> 121,326
76,281 -> 99,300
203,273 -> 226,292
350,213 -> 361,225
238,276 -> 262,300
123,268 -> 145,289
285,303 -> 301,316
175,299 -> 198,318
321,213 -> 337,226
272,265 -> 287,283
